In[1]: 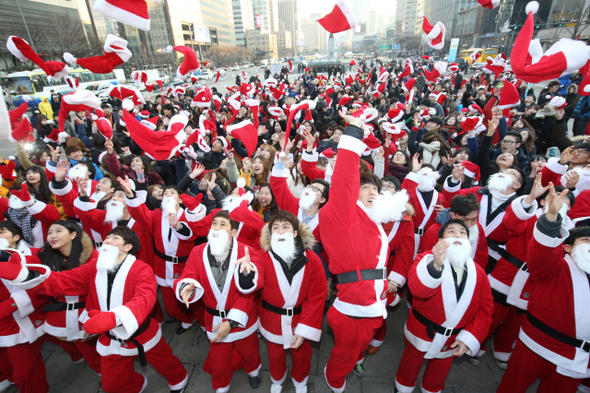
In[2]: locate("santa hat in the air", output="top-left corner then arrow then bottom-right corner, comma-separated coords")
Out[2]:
7,36 -> 70,81
357,107 -> 378,123
482,53 -> 507,79
42,128 -> 68,145
460,116 -> 486,135
511,2 -> 588,83
63,34 -> 132,74
64,75 -> 79,90
108,85 -> 145,105
448,63 -> 460,73
140,116 -> 159,130
285,100 -> 316,138
462,161 -> 481,183
398,59 -> 414,81
403,78 -> 416,103
212,95 -> 222,112
478,0 -> 500,9
317,0 -> 357,33
92,0 -> 150,30
419,108 -> 436,118
288,59 -> 294,72
226,120 -> 258,157
167,45 -> 200,79
338,96 -> 352,107
124,111 -> 187,160
58,90 -> 101,131
265,77 -> 278,88
388,103 -> 406,122
96,118 -> 113,139
240,83 -> 255,98
418,13 -> 446,50
268,106 -> 283,119
191,86 -> 212,108
246,99 -> 260,128
9,118 -> 35,143
433,92 -> 448,105
424,61 -> 447,82
549,96 -> 567,109
350,59 -> 356,66
132,70 -> 148,85
173,87 -> 185,97
383,122 -> 407,145
498,80 -> 521,117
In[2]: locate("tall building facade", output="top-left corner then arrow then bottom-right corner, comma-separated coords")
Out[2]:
199,0 -> 237,46
233,0 -> 255,46
395,0 -> 420,38
276,29 -> 292,56
277,0 -> 298,47
245,29 -> 278,59
252,0 -> 278,32
430,0 -> 479,44
300,18 -> 326,53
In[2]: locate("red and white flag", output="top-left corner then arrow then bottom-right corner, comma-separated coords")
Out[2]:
215,70 -> 221,83
317,0 -> 357,34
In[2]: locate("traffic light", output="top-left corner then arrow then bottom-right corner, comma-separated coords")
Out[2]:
535,24 -> 540,29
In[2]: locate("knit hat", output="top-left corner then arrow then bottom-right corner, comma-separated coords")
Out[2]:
63,34 -> 132,74
7,36 -> 69,81
58,90 -> 100,131
123,111 -> 186,160
92,0 -> 150,30
418,13 -> 446,50
226,120 -> 258,157
511,1 -> 588,83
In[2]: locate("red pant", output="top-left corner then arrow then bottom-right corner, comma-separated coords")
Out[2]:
267,340 -> 312,387
324,307 -> 383,393
485,300 -> 525,361
1,340 -> 48,393
497,339 -> 582,393
371,319 -> 387,347
395,338 -> 454,393
208,333 -> 262,392
100,336 -> 187,393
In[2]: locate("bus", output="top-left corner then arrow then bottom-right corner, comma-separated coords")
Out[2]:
479,47 -> 499,62
459,48 -> 482,64
3,68 -> 119,107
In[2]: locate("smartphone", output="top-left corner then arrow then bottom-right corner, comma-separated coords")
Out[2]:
136,172 -> 145,182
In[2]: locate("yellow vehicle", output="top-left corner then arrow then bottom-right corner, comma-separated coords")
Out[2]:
459,48 -> 482,64
479,47 -> 499,62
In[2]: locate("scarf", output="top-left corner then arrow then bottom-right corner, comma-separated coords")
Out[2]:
6,208 -> 36,246
418,140 -> 441,169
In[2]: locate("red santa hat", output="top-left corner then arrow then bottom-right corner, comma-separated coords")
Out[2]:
124,111 -> 186,160
285,100 -> 316,137
477,0 -> 500,9
338,96 -> 351,106
418,13 -> 446,50
58,90 -> 100,131
212,95 -> 222,112
511,2 -> 588,83
132,70 -> 148,84
549,96 -> 567,109
63,34 -> 132,74
264,77 -> 278,88
359,107 -> 378,123
434,92 -> 448,104
388,107 -> 404,123
419,108 -> 436,118
320,148 -> 336,159
8,102 -> 28,128
482,53 -> 507,79
226,120 -> 258,157
363,131 -> 381,152
140,116 -> 159,130
321,93 -> 333,107
403,77 -> 416,94
460,116 -> 486,134
9,118 -> 35,143
108,85 -> 145,105
170,46 -> 200,79
468,103 -> 483,115
65,75 -> 79,90
92,0 -> 150,30
268,106 -> 283,119
424,61 -> 447,82
6,36 -> 69,81
498,80 -> 521,117
94,118 -> 112,139
246,99 -> 260,128
383,122 -> 405,137
240,83 -> 255,98
216,136 -> 229,149
191,86 -> 212,108
578,61 -> 590,96
462,161 -> 481,182
378,68 -> 390,83
345,74 -> 353,85
317,0 -> 357,33
448,63 -> 460,73
288,59 -> 294,72
350,59 -> 356,66
173,87 -> 185,97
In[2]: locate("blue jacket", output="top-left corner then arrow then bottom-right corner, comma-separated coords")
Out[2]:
573,96 -> 590,121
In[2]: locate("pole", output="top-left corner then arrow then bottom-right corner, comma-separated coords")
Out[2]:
16,0 -> 35,51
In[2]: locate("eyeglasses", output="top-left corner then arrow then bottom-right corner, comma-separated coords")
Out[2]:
309,185 -> 322,193
501,140 -> 518,145
382,183 -> 396,190
573,149 -> 590,155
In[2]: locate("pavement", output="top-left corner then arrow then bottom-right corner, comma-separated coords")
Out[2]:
3,295 -> 542,393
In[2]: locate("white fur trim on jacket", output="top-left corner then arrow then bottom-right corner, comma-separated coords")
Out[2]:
11,289 -> 35,318
337,135 -> 366,156
533,221 -> 569,248
10,264 -> 50,290
49,178 -> 73,196
443,175 -> 462,193
415,254 -> 443,289
456,329 -> 481,357
511,196 -> 538,221
271,166 -> 290,178
73,197 -> 98,212
301,150 -> 318,162
227,308 -> 248,328
174,278 -> 205,303
110,305 -> 139,340
27,200 -> 46,216
233,263 -> 258,295
125,190 -> 147,208
294,323 -> 322,342
546,157 -> 568,175
388,271 -> 407,287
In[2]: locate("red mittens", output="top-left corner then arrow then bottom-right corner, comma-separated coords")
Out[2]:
180,193 -> 204,211
10,183 -> 32,202
84,310 -> 117,334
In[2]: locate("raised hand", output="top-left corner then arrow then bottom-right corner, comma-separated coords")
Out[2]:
235,247 -> 256,274
190,163 -> 205,179
104,138 -> 114,154
412,153 -> 422,172
432,239 -> 450,271
339,108 -> 362,128
564,170 -> 580,189
78,178 -> 89,197
169,213 -> 181,230
117,176 -> 134,198
545,184 -> 569,221
560,146 -> 574,165
525,172 -> 550,205
451,163 -> 464,182
48,145 -> 59,162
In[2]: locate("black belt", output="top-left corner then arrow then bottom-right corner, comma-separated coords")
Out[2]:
105,319 -> 151,367
42,300 -> 86,312
487,239 -> 528,272
262,300 -> 302,317
527,313 -> 590,353
412,307 -> 464,339
414,227 -> 425,236
206,306 -> 230,319
153,246 -> 189,264
336,268 -> 386,284
66,216 -> 81,223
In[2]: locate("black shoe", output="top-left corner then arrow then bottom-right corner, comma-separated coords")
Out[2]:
176,326 -> 189,335
249,374 -> 261,389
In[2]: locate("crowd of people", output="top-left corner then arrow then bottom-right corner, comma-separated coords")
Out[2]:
0,45 -> 589,393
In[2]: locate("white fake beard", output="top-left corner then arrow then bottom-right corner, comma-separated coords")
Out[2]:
8,195 -> 24,210
445,237 -> 472,270
572,243 -> 590,276
91,191 -> 106,202
299,188 -> 317,210
104,201 -> 125,224
207,229 -> 230,257
161,196 -> 178,217
222,195 -> 242,212
416,168 -> 440,192
468,224 -> 479,259
96,244 -> 123,272
366,189 -> 410,224
67,165 -> 88,181
488,173 -> 513,193
0,238 -> 11,250
271,232 -> 296,262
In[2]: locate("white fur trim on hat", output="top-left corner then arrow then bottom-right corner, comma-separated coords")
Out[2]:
526,1 -> 539,14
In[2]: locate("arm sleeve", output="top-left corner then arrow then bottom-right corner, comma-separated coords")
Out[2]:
226,161 -> 240,184
300,151 -> 326,181
104,151 -> 123,178
269,164 -> 300,215
552,119 -> 572,152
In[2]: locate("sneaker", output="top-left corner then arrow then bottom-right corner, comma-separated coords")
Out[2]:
270,384 -> 282,393
249,374 -> 261,389
366,345 -> 379,355
496,358 -> 508,370
466,355 -> 480,366
353,363 -> 366,378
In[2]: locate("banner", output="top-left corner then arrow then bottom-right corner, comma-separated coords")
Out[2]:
448,38 -> 460,62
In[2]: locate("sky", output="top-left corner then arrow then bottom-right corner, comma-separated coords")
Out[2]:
297,0 -> 396,22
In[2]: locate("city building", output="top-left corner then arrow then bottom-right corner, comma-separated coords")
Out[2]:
252,0 -> 278,32
199,0 -> 236,46
277,0 -> 299,48
245,28 -> 278,60
277,28 -> 293,57
430,0 -> 479,47
300,18 -> 326,54
233,0 -> 255,46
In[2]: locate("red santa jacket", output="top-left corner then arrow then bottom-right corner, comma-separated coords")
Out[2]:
519,218 -> 590,379
126,191 -> 202,287
73,197 -> 154,266
318,133 -> 389,318
173,240 -> 259,343
247,224 -> 326,349
300,150 -> 327,182
383,215 -> 416,288
402,171 -> 445,255
13,255 -> 161,357
540,157 -> 568,187
406,251 -> 494,359
421,220 -> 488,271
